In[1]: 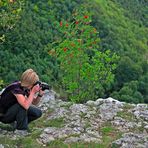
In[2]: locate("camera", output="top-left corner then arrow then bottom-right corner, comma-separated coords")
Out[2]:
34,81 -> 51,91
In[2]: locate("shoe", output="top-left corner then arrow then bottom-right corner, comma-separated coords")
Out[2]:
14,129 -> 29,136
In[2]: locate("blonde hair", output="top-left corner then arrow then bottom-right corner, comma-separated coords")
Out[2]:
21,69 -> 39,87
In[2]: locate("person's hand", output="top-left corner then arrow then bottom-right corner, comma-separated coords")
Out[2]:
38,89 -> 45,97
31,84 -> 40,94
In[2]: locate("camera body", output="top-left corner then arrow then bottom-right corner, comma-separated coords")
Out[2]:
34,81 -> 51,91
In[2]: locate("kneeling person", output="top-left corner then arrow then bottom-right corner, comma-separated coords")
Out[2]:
0,69 -> 44,132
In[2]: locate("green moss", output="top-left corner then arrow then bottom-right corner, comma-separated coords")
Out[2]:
84,121 -> 91,129
123,103 -> 134,110
47,140 -> 68,148
47,140 -> 107,148
98,123 -> 122,148
80,112 -> 87,118
0,137 -> 16,147
0,129 -> 43,148
16,137 -> 42,148
101,126 -> 114,135
133,122 -> 146,133
117,111 -> 135,121
30,128 -> 43,139
0,122 -> 14,131
70,142 -> 105,148
60,102 -> 73,109
30,117 -> 65,129
111,143 -> 120,148
116,103 -> 135,121
43,117 -> 65,128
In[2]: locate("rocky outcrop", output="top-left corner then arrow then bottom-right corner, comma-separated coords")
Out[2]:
37,93 -> 148,147
0,90 -> 148,147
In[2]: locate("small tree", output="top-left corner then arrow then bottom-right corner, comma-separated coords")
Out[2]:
49,10 -> 118,102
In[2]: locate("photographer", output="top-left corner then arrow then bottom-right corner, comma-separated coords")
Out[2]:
0,69 -> 44,134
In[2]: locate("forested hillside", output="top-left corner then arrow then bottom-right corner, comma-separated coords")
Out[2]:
0,0 -> 147,103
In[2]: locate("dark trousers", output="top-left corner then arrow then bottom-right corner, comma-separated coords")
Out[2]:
0,103 -> 42,130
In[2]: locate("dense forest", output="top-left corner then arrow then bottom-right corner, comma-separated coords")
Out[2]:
0,0 -> 148,104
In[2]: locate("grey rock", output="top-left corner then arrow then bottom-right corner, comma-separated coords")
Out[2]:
64,137 -> 81,143
94,98 -> 104,106
86,100 -> 95,106
111,117 -> 138,132
69,104 -> 89,114
112,132 -> 148,148
40,133 -> 55,144
0,144 -> 4,148
80,133 -> 101,143
132,104 -> 148,121
99,102 -> 122,121
47,107 -> 69,120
